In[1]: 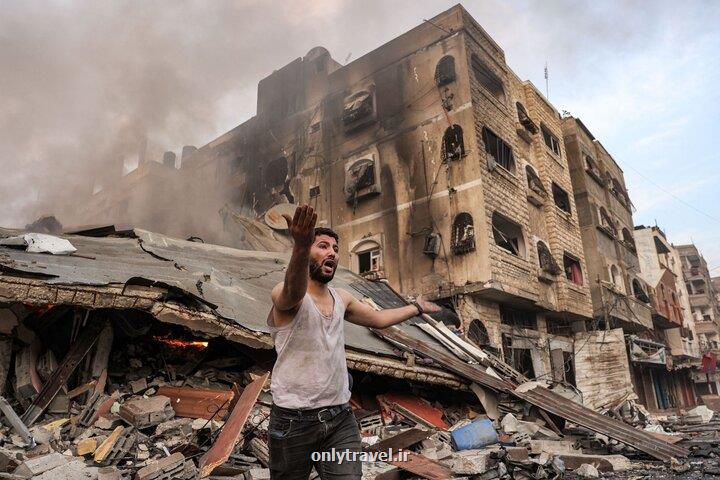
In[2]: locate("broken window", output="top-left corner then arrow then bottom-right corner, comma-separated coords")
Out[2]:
442,125 -> 465,161
598,207 -> 616,235
435,55 -> 456,87
622,228 -> 635,250
541,123 -> 561,156
344,157 -> 378,204
563,253 -> 583,285
482,127 -> 514,172
552,182 -> 571,214
342,90 -> 374,128
537,241 -> 561,275
471,54 -> 505,102
584,154 -> 602,181
502,334 -> 536,378
264,157 -> 289,190
309,185 -> 320,198
516,102 -> 538,134
423,233 -> 441,258
526,165 -> 547,197
610,178 -> 628,205
467,319 -> 490,347
500,306 -> 537,329
353,240 -> 382,275
451,212 -> 475,255
492,212 -> 525,257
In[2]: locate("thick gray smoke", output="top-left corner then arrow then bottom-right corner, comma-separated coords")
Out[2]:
0,0 -> 716,244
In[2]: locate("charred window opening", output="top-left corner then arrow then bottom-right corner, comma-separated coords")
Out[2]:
482,127 -> 514,172
551,183 -> 571,214
584,154 -> 602,181
598,207 -> 616,235
503,334 -> 536,378
342,90 -> 375,129
516,102 -> 538,134
442,125 -> 465,161
632,278 -> 650,303
264,157 -> 289,189
471,54 -> 505,102
344,157 -> 379,205
525,165 -> 547,197
500,306 -> 537,329
492,212 -> 525,257
309,185 -> 320,198
423,233 -> 441,258
537,241 -> 561,275
610,178 -> 628,205
563,253 -> 583,286
540,123 -> 561,156
451,212 -> 475,255
467,319 -> 490,347
435,55 -> 456,87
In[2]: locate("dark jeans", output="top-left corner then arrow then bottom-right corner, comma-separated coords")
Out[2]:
268,404 -> 362,480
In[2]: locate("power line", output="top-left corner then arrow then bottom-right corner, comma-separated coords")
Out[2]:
622,162 -> 720,224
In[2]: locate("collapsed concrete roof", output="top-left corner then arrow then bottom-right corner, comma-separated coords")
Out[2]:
0,226 -> 464,388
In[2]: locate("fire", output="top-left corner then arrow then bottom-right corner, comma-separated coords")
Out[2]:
153,336 -> 209,349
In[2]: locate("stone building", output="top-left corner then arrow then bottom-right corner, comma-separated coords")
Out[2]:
677,244 -> 720,394
634,226 -> 700,409
58,5 -> 602,394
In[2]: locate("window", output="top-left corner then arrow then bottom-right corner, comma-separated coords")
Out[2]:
423,233 -> 441,258
264,157 -> 288,190
552,183 -> 571,214
471,54 -> 505,102
525,165 -> 547,197
342,90 -> 375,129
598,207 -> 616,235
622,228 -> 635,250
563,253 -> 583,285
435,55 -> 456,87
540,123 -> 561,156
344,156 -> 379,204
482,127 -> 514,171
309,185 -> 320,198
537,241 -> 561,275
353,240 -> 382,276
492,212 -> 525,257
451,213 -> 475,254
516,102 -> 538,134
633,279 -> 650,303
502,334 -> 536,378
442,125 -> 465,161
467,319 -> 490,347
610,178 -> 628,204
500,306 -> 537,329
584,154 -> 602,181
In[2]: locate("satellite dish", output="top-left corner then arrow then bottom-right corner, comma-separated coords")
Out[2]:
264,203 -> 298,230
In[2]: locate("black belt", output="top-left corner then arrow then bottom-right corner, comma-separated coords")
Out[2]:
272,402 -> 351,422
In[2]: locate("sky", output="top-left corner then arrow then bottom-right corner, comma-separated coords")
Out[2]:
1,0 -> 719,270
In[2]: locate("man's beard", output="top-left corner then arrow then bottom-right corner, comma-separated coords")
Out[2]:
309,260 -> 335,284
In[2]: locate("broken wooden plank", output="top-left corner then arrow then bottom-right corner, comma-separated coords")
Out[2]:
156,385 -> 234,420
94,426 -> 124,463
386,451 -> 451,480
198,372 -> 269,478
365,428 -> 432,453
21,318 -> 107,427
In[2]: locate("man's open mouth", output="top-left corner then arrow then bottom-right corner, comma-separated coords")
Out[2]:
322,259 -> 337,273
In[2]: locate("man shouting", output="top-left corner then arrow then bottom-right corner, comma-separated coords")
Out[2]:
267,205 -> 440,479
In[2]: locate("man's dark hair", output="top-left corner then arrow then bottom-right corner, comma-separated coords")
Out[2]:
314,227 -> 339,243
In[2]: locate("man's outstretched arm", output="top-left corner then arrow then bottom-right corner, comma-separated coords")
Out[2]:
339,289 -> 440,328
271,205 -> 317,313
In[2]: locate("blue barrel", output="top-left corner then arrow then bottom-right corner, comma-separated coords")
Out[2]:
451,418 -> 499,450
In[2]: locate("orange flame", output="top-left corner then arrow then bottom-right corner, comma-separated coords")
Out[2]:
153,336 -> 209,348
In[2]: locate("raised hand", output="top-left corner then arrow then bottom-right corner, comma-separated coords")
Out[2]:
282,205 -> 318,249
416,295 -> 441,314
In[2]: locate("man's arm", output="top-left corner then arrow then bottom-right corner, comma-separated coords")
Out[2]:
271,205 -> 317,314
339,289 -> 440,328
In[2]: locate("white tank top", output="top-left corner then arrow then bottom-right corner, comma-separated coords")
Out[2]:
269,287 -> 351,409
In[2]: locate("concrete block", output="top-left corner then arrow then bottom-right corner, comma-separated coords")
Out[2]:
119,395 -> 174,429
247,468 -> 271,480
446,448 -> 500,475
13,452 -> 68,478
